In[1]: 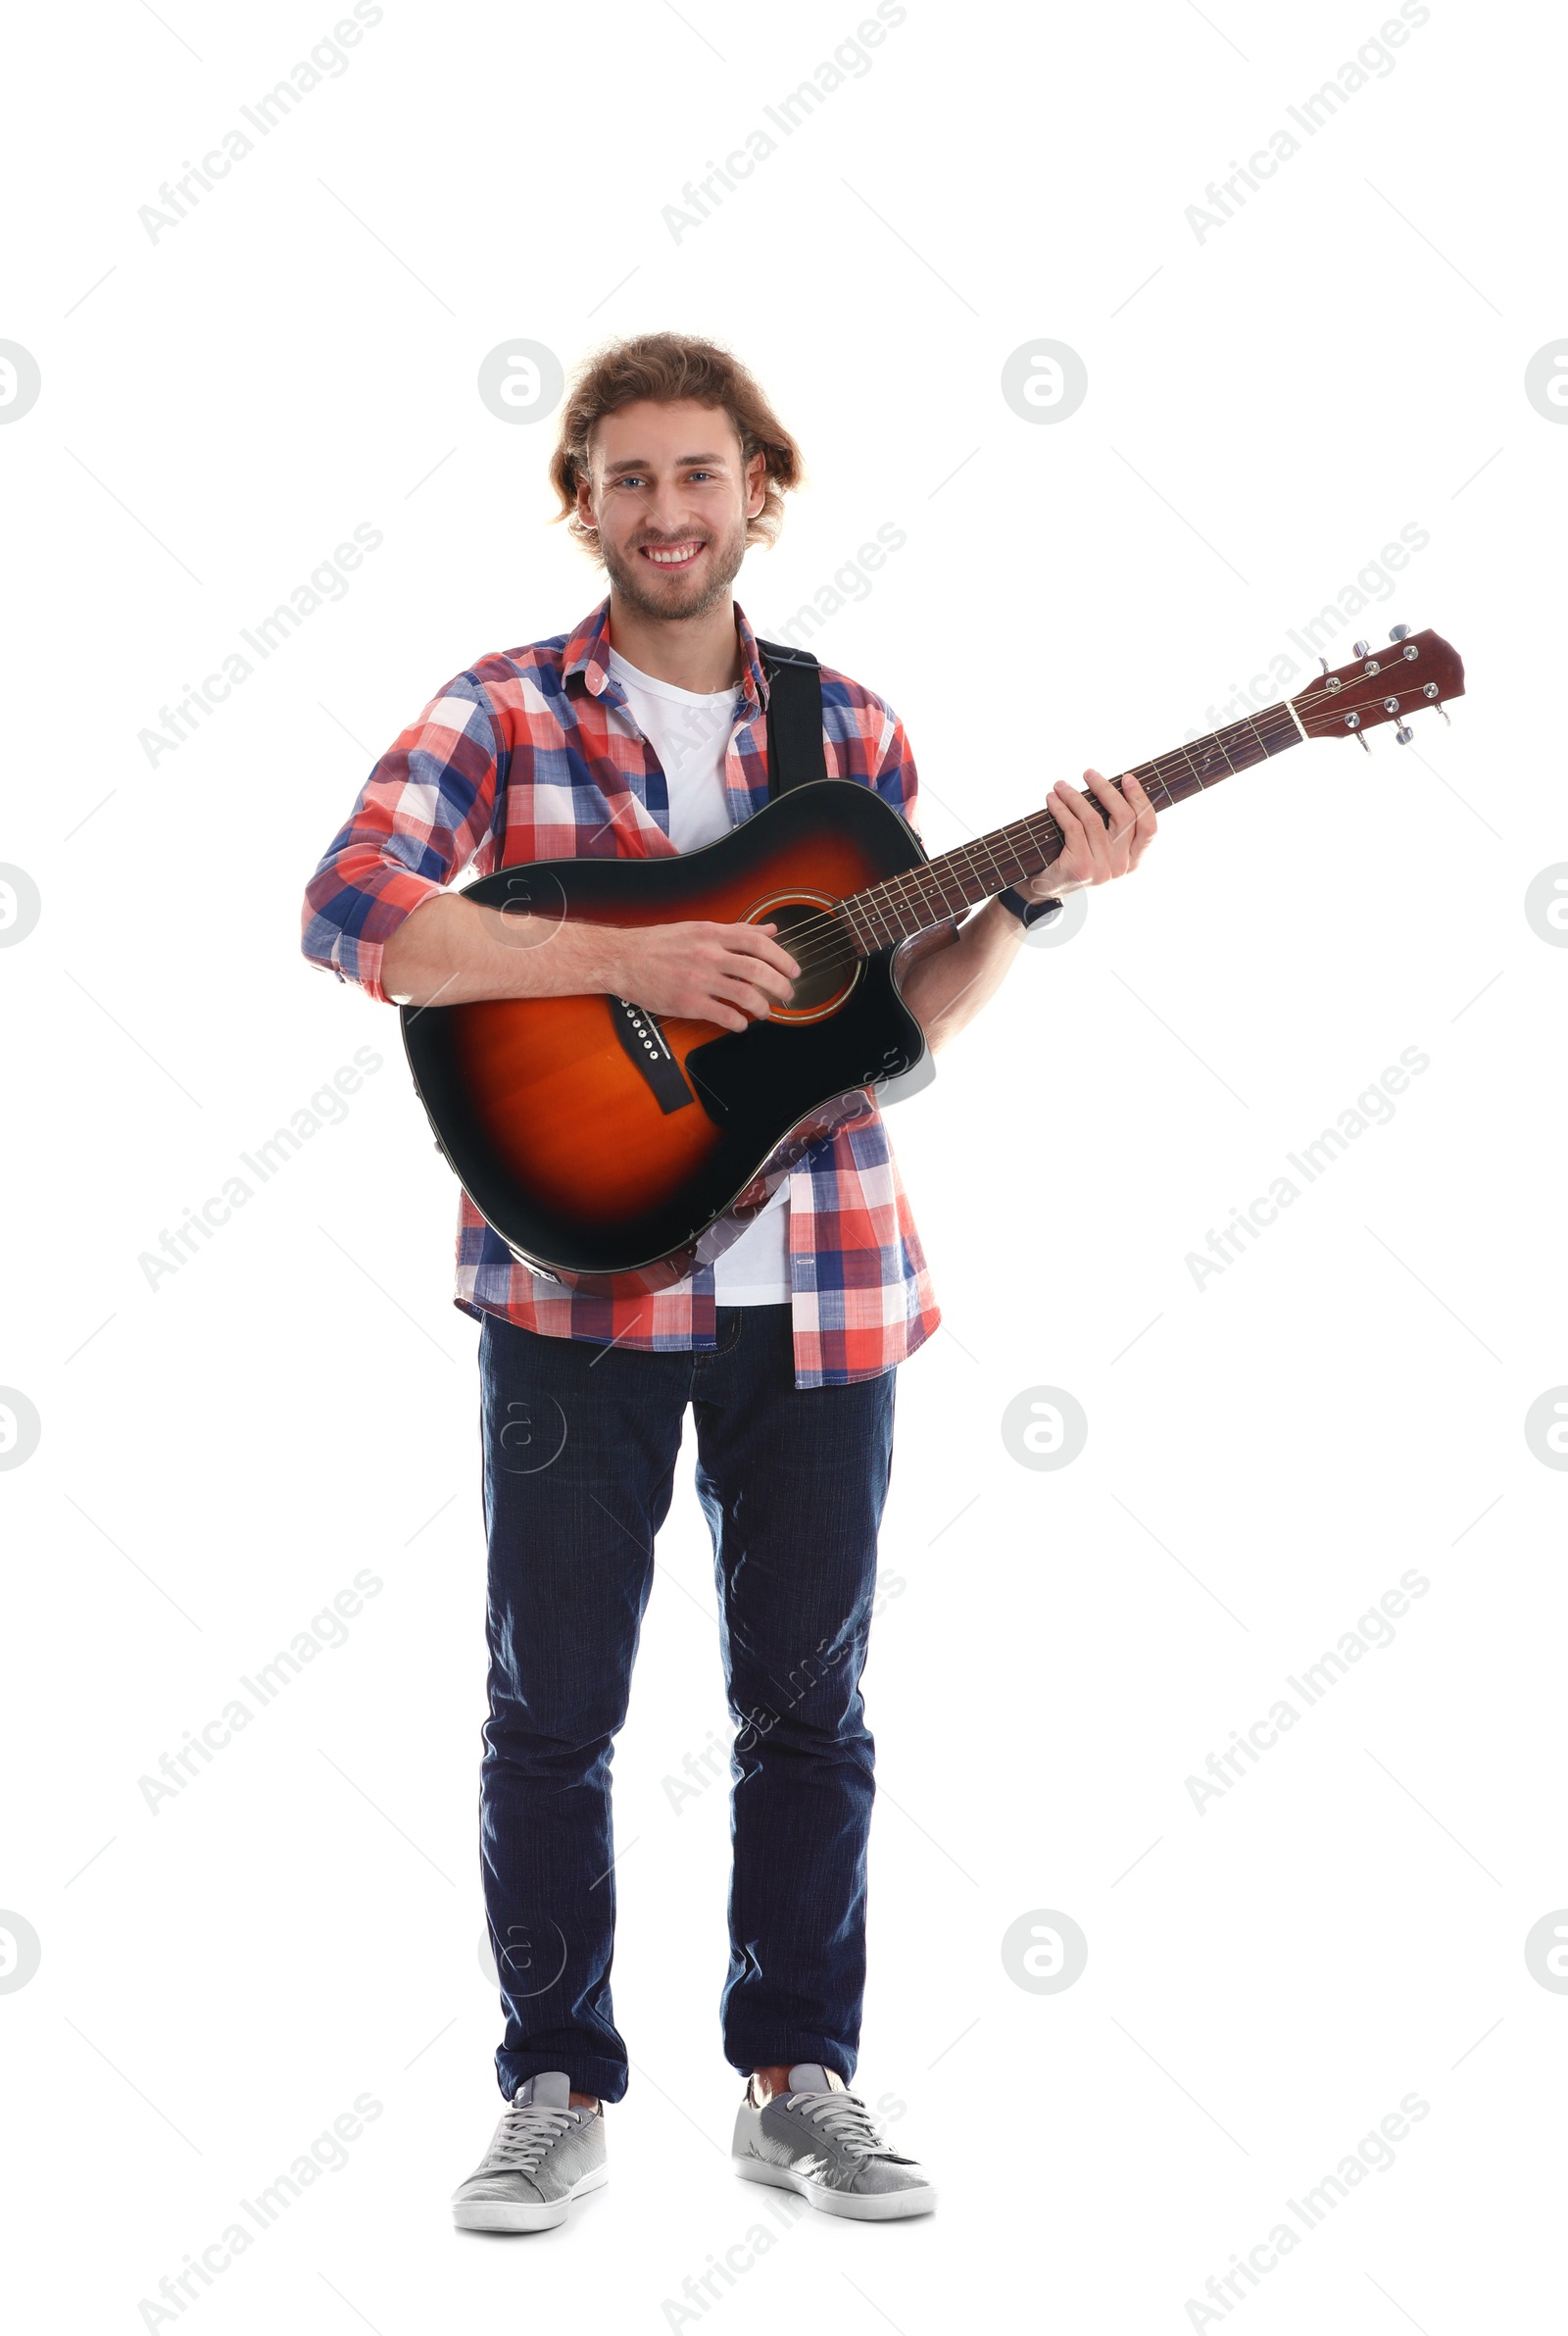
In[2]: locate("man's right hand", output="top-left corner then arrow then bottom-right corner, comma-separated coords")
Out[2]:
603,919 -> 799,1032
382,891 -> 800,1024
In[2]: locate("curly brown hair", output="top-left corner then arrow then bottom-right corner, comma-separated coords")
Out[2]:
548,332 -> 805,559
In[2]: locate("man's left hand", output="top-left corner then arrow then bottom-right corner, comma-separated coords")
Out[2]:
1020,767 -> 1156,901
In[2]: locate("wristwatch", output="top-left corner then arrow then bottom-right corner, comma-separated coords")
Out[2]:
995,885 -> 1063,931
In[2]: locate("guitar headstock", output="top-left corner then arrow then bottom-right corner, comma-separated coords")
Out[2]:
1292,625 -> 1465,746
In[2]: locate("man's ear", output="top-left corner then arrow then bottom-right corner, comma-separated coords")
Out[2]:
574,466 -> 598,534
744,448 -> 768,520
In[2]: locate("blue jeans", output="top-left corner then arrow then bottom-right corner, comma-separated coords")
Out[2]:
477,1303 -> 896,2105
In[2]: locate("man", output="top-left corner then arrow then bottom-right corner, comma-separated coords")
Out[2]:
301,331 -> 1154,2234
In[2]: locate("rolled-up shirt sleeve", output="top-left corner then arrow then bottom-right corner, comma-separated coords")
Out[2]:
301,676 -> 501,1006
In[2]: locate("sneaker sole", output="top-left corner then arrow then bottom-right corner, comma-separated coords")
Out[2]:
733,2157 -> 937,2221
452,2162 -> 609,2232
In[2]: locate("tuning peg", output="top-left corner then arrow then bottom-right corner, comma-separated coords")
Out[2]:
1352,639 -> 1370,657
1389,622 -> 1411,643
1346,712 -> 1372,754
1319,656 -> 1330,674
1394,720 -> 1413,743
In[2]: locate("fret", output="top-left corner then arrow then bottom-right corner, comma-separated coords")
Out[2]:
832,697 -> 1306,956
1009,841 -> 1038,888
862,890 -> 899,948
1173,741 -> 1210,794
981,834 -> 1019,888
835,896 -> 876,953
928,858 -> 973,917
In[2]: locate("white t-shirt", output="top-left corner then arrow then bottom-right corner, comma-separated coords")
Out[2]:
605,646 -> 791,1306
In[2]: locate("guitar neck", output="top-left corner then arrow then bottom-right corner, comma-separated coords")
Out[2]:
836,696 -> 1305,953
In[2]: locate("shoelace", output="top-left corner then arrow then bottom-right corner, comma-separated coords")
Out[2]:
783,2089 -> 889,2162
483,2101 -> 580,2176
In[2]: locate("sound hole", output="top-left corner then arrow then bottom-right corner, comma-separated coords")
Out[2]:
751,894 -> 858,1019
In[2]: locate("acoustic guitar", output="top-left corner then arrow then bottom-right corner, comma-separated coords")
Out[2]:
402,625 -> 1464,1296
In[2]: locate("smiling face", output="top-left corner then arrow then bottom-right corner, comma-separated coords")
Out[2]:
575,397 -> 768,623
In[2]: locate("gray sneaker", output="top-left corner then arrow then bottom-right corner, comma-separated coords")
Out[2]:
451,2072 -> 607,2232
731,2063 -> 937,2220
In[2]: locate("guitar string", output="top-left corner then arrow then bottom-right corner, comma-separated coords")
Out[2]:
772,763 -> 1263,975
781,707 -> 1296,953
770,688 -> 1339,965
854,717 -> 1296,935
600,656 -> 1446,1004
765,708 -> 1299,974
832,650 -> 1432,943
755,655 -> 1446,974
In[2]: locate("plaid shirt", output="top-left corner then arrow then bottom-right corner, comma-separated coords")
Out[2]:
301,596 -> 942,1386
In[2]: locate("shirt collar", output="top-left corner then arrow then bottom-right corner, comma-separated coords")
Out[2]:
564,595 -> 770,720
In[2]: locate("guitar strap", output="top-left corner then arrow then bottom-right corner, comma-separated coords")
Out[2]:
756,638 -> 827,799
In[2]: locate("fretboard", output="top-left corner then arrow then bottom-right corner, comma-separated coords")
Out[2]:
835,697 -> 1303,954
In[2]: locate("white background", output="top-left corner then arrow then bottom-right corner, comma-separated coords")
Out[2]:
3,1 -> 1564,2329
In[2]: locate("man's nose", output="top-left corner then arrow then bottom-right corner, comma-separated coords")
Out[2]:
645,485 -> 698,535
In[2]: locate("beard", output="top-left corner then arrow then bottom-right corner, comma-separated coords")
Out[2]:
598,510 -> 751,623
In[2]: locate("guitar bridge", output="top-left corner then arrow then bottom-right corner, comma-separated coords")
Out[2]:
608,997 -> 695,1115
